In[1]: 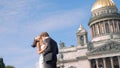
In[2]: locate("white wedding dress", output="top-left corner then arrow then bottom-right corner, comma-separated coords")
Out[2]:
39,44 -> 45,68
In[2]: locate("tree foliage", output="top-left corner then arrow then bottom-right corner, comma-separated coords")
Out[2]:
0,58 -> 15,68
5,65 -> 15,68
0,58 -> 5,68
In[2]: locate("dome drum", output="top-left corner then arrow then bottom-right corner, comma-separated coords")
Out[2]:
89,18 -> 120,41
89,13 -> 120,25
92,6 -> 118,17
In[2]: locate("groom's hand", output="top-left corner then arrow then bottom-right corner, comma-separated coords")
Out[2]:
34,36 -> 40,42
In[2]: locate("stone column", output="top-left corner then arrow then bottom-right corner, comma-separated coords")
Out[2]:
96,59 -> 99,68
117,21 -> 119,33
96,24 -> 98,35
94,24 -> 96,37
89,60 -> 92,68
90,27 -> 93,38
110,57 -> 114,68
101,22 -> 104,34
109,20 -> 112,32
84,34 -> 86,44
103,21 -> 106,34
108,20 -> 111,33
93,25 -> 95,37
118,56 -> 120,68
97,23 -> 99,35
112,20 -> 115,33
97,23 -> 100,35
98,22 -> 101,35
92,26 -> 94,38
103,58 -> 106,68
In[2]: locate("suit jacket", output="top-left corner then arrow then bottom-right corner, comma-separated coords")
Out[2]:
43,37 -> 58,63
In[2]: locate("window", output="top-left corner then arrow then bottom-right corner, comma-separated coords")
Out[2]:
68,66 -> 76,68
80,35 -> 84,45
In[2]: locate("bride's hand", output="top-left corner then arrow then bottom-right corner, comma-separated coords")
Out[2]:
38,50 -> 44,54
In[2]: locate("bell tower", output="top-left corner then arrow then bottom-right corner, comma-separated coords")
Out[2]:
76,24 -> 88,46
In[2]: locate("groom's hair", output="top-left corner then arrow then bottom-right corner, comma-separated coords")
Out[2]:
41,32 -> 49,37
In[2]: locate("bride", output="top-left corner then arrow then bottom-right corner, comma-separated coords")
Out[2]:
35,35 -> 47,68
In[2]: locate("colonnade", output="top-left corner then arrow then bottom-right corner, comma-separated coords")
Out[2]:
90,56 -> 120,68
90,20 -> 120,38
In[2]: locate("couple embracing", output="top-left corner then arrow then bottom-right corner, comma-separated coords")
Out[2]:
32,32 -> 59,68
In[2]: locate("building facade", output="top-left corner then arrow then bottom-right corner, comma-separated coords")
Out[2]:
57,0 -> 120,68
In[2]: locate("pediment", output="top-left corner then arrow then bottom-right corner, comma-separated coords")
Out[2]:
87,41 -> 120,55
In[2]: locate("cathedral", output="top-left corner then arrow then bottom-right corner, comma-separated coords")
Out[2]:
57,0 -> 120,68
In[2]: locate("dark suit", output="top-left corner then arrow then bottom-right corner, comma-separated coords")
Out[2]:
43,37 -> 58,68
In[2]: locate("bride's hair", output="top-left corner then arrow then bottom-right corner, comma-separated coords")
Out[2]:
39,35 -> 43,46
41,32 -> 49,37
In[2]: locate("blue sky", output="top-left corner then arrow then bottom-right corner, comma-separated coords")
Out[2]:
0,0 -> 120,68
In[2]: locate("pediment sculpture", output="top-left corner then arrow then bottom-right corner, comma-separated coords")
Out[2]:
87,41 -> 120,55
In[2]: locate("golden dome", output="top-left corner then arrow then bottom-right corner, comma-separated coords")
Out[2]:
91,0 -> 116,11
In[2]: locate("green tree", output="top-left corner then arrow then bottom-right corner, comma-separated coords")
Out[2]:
5,65 -> 14,68
0,58 -> 5,68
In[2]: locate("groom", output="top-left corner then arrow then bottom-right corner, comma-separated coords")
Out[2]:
39,32 -> 58,68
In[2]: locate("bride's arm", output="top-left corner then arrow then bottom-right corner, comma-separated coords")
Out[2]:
38,43 -> 48,54
36,42 -> 42,54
